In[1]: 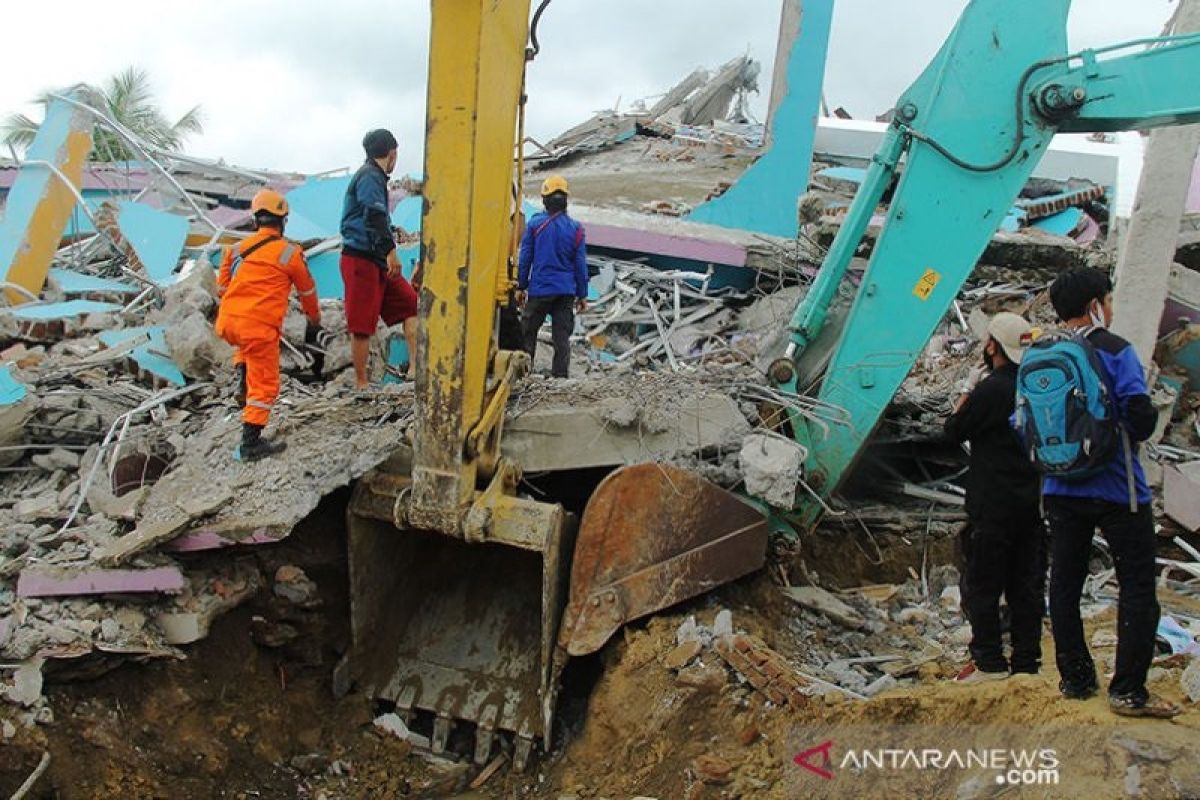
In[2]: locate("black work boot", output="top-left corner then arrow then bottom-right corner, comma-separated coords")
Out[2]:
235,364 -> 247,407
1058,660 -> 1099,700
238,422 -> 287,462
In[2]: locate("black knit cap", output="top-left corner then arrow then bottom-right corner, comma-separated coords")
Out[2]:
363,128 -> 399,158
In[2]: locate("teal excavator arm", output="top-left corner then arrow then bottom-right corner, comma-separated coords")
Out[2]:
778,0 -> 1200,528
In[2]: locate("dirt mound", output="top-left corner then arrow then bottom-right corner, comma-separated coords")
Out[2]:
537,594 -> 1200,800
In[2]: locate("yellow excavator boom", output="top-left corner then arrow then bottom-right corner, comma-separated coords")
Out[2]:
343,0 -> 767,770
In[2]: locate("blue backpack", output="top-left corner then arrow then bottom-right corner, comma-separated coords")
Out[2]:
1015,330 -> 1120,478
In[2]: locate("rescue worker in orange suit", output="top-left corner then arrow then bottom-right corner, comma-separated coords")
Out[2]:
216,189 -> 321,461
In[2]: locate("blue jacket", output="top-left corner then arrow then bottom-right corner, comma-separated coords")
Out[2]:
1042,328 -> 1156,506
340,160 -> 395,266
518,212 -> 588,298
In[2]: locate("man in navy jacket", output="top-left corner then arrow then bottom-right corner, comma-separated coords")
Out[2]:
517,175 -> 588,378
340,128 -> 418,387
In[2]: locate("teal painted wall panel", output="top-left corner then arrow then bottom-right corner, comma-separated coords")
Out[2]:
687,0 -> 835,237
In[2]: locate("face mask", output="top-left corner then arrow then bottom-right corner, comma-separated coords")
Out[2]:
1088,301 -> 1106,329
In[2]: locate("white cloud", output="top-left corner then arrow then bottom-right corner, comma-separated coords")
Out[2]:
0,0 -> 1176,174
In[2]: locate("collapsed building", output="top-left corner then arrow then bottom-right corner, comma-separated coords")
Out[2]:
3,5 -> 1200,798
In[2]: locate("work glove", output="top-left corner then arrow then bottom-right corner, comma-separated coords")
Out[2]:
958,366 -> 986,395
304,322 -> 326,378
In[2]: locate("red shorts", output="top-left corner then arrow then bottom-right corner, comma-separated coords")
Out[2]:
340,252 -> 418,336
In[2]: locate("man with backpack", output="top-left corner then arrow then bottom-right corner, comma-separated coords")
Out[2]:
945,312 -> 1044,684
1019,267 -> 1178,718
516,175 -> 588,378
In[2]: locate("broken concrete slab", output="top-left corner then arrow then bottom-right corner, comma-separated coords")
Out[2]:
782,585 -> 866,629
92,514 -> 192,567
164,312 -> 234,380
1164,462 -> 1200,532
1,659 -> 44,707
97,326 -> 186,388
109,201 -> 190,286
16,566 -> 186,598
739,433 -> 805,508
155,563 -> 260,645
106,395 -> 412,564
14,494 -> 60,522
573,203 -> 751,269
504,390 -> 749,472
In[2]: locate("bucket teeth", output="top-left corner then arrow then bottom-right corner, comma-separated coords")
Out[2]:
432,715 -> 452,754
474,704 -> 499,765
514,735 -> 534,772
396,685 -> 417,727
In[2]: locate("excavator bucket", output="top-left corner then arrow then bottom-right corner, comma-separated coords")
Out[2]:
558,463 -> 769,657
342,450 -> 576,770
343,457 -> 765,768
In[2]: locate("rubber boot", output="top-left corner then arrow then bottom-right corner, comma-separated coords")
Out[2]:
237,422 -> 287,462
235,364 -> 247,407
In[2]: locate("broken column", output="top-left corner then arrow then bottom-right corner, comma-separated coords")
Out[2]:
687,0 -> 835,237
739,432 -> 806,508
0,89 -> 96,304
1112,0 -> 1200,363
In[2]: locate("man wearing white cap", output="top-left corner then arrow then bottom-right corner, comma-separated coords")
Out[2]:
944,312 -> 1044,685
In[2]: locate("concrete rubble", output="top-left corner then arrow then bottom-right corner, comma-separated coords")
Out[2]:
1,57 -> 1200,800
1,91 -> 1199,730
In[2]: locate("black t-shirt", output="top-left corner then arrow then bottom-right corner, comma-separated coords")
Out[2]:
944,363 -> 1041,520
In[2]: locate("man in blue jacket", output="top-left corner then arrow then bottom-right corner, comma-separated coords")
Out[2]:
1044,268 -> 1178,718
517,175 -> 588,378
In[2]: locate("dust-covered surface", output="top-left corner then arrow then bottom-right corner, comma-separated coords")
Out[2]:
125,389 -> 413,546
4,519 -> 1198,800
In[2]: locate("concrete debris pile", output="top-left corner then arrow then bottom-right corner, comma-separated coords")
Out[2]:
0,139 -> 422,716
0,313 -> 413,714
806,166 -> 1109,253
662,568 -> 967,706
577,255 -> 754,370
531,56 -> 763,167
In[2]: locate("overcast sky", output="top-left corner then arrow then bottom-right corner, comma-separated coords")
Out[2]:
0,1 -> 1172,176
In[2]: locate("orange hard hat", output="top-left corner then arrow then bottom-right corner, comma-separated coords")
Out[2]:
250,189 -> 289,217
540,175 -> 569,196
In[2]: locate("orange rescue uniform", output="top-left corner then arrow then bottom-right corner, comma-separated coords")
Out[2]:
216,230 -> 320,426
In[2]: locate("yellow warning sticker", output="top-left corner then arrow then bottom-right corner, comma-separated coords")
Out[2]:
913,268 -> 941,301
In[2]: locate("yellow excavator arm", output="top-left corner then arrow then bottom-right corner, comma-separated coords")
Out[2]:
343,0 -> 767,770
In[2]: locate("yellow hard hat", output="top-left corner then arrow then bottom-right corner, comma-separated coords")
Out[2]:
250,189 -> 289,217
541,175 -> 570,197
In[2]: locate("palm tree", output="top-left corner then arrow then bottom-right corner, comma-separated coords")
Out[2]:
1,67 -> 203,162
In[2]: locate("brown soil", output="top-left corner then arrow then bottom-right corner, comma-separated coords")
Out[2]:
536,600 -> 1200,800
3,498 -> 1198,800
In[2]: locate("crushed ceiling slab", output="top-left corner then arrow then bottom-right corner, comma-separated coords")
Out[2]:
98,326 -> 186,388
16,565 -> 186,598
93,392 -> 413,565
48,267 -> 140,299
